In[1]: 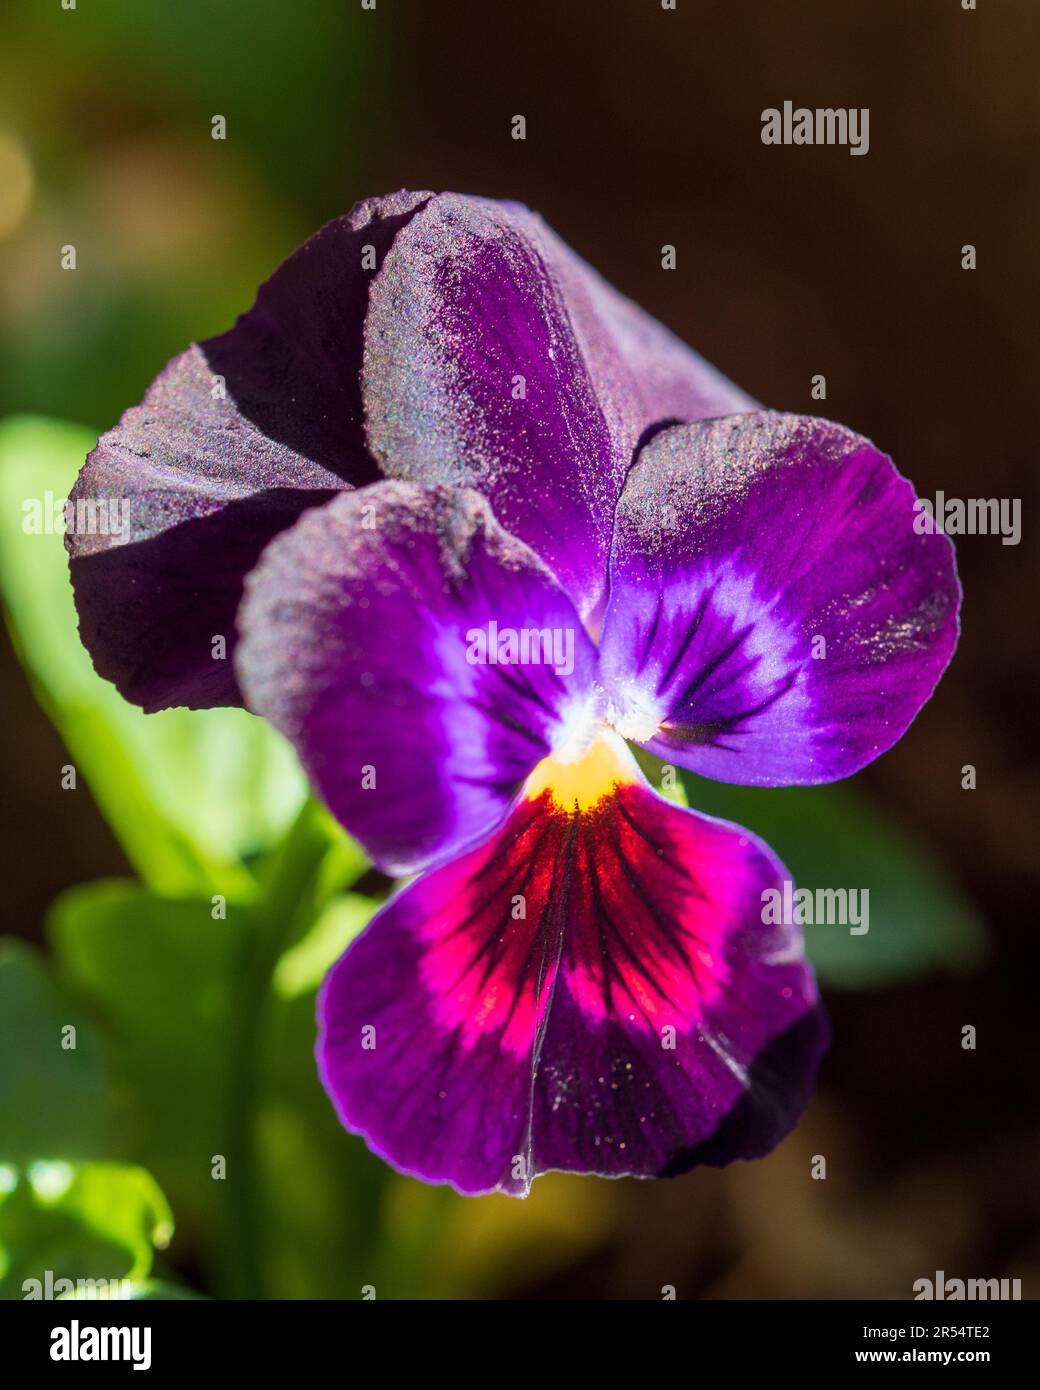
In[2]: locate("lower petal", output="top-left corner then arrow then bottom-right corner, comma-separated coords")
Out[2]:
317,794 -> 566,1196
317,734 -> 825,1195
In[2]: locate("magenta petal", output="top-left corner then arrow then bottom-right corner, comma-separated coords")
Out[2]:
600,413 -> 961,784
317,740 -> 824,1196
235,482 -> 600,876
531,773 -> 825,1179
317,799 -> 564,1197
68,190 -> 430,711
363,193 -> 753,622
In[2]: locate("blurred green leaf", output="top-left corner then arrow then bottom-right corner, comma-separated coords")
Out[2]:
274,892 -> 376,999
0,1 -> 376,428
30,0 -> 370,217
120,1280 -> 202,1300
47,880 -> 242,1243
58,1278 -> 201,1300
257,985 -> 396,1299
0,1161 -> 172,1298
0,940 -> 105,1166
676,769 -> 986,988
0,414 -> 307,898
47,872 -> 393,1299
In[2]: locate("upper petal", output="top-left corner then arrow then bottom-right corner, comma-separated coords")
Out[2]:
363,192 -> 754,622
317,732 -> 825,1196
235,481 -> 600,877
68,189 -> 431,711
600,412 -> 961,784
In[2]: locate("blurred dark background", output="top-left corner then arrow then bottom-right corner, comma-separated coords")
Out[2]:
1,0 -> 1037,1298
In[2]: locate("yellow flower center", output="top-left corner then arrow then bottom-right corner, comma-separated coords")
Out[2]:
523,729 -> 637,812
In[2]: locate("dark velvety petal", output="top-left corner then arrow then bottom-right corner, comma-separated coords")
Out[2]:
600,413 -> 960,785
317,733 -> 824,1196
68,189 -> 431,711
363,193 -> 754,623
236,482 -> 601,877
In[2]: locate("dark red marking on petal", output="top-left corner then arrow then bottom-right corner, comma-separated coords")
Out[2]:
318,736 -> 824,1195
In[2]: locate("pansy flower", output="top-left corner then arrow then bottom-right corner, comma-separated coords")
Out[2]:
68,191 -> 960,1196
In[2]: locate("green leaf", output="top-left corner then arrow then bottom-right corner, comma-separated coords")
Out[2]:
675,767 -> 986,988
46,866 -> 388,1299
0,1161 -> 172,1298
120,1280 -> 203,1300
0,414 -> 307,898
46,880 -> 244,1240
0,941 -> 105,1166
57,1278 -> 201,1300
273,893 -> 376,999
257,984 -> 396,1298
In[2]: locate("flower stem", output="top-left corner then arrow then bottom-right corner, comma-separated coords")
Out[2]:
222,798 -> 334,1299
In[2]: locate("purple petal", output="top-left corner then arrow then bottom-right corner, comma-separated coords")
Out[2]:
317,804 -> 562,1197
235,482 -> 601,877
363,193 -> 753,623
68,190 -> 430,711
318,734 -> 824,1196
600,413 -> 960,784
